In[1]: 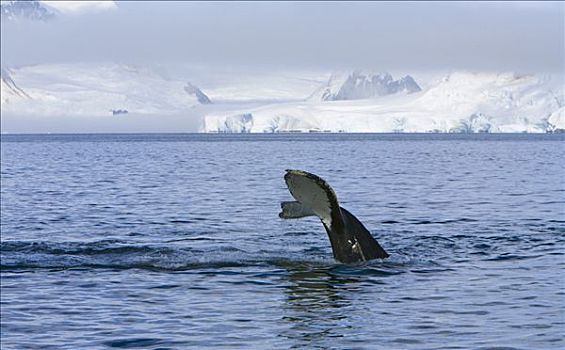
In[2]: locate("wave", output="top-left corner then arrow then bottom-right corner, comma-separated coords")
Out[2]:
3,223 -> 558,274
0,239 -> 441,276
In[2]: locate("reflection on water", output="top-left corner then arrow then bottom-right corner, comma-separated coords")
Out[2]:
280,264 -> 365,348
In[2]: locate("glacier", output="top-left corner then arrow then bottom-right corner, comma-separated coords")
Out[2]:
1,63 -> 563,133
203,72 -> 564,133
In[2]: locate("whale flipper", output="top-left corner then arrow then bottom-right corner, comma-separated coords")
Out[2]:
283,169 -> 389,263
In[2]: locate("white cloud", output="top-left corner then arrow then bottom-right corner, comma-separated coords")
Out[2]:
2,2 -> 562,72
40,1 -> 117,15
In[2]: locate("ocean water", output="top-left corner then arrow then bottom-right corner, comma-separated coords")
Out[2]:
1,133 -> 564,350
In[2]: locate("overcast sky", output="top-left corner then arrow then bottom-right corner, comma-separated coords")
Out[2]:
1,1 -> 564,72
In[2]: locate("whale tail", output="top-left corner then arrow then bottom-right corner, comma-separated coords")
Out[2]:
279,201 -> 316,219
339,207 -> 389,260
282,169 -> 389,263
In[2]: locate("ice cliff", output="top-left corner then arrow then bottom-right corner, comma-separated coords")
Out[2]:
204,72 -> 563,133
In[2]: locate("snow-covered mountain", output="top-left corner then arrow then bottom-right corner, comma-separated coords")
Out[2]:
171,65 -> 326,103
1,68 -> 31,104
203,72 -> 564,133
184,82 -> 212,104
2,63 -> 563,133
1,0 -> 55,21
310,71 -> 421,101
0,63 -> 210,116
0,0 -> 117,20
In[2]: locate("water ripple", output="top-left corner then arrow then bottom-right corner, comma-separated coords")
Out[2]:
1,134 -> 563,350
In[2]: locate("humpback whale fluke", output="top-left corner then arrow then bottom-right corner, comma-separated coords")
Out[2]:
282,169 -> 389,263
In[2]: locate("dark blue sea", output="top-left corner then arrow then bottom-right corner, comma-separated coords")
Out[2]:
1,133 -> 564,349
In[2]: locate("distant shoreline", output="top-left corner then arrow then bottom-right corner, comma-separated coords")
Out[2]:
2,133 -> 564,144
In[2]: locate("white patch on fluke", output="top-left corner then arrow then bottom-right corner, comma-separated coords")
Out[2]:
284,171 -> 335,227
